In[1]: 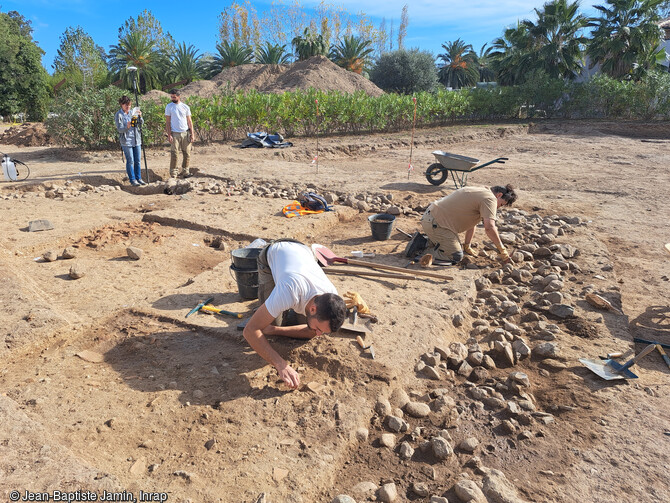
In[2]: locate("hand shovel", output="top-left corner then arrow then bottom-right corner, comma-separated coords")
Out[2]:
579,344 -> 656,380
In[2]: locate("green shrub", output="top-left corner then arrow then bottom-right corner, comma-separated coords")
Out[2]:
370,49 -> 438,94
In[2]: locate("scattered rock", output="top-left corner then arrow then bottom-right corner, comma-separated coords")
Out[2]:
42,250 -> 58,262
399,441 -> 414,460
331,496 -> 356,503
61,246 -> 77,259
380,433 -> 396,448
377,483 -> 398,503
431,436 -> 454,459
482,469 -> 530,503
352,482 -> 378,500
412,482 -> 430,497
453,314 -> 464,327
454,479 -> 486,502
404,401 -> 431,418
355,427 -> 369,442
390,388 -> 410,408
533,343 -> 559,359
459,437 -> 480,453
28,219 -> 54,232
422,365 -> 441,380
549,304 -> 574,318
375,397 -> 392,417
127,246 -> 143,260
69,263 -> 85,279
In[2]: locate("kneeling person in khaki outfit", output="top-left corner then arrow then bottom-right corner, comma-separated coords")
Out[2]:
243,241 -> 347,389
421,184 -> 517,265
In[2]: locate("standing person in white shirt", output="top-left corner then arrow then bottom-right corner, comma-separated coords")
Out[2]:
243,240 -> 347,390
164,89 -> 195,178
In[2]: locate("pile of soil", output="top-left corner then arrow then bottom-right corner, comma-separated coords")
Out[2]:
179,80 -> 220,99
142,89 -> 170,103
209,56 -> 384,96
0,122 -> 51,147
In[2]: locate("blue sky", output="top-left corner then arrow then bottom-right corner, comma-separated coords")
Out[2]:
5,0 -> 600,72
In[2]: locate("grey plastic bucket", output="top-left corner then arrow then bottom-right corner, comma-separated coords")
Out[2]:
231,247 -> 262,269
368,213 -> 396,240
230,264 -> 258,299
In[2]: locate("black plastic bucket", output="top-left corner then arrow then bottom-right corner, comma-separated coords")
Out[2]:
231,247 -> 262,269
230,264 -> 258,299
368,213 -> 396,240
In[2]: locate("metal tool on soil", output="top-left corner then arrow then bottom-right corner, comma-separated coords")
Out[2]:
340,306 -> 371,334
356,335 -> 376,359
633,338 -> 670,369
186,297 -> 243,319
579,344 -> 656,380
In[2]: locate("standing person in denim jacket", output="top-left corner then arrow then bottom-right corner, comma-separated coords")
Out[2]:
115,95 -> 146,186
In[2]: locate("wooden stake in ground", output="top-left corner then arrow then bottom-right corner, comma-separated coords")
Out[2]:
408,96 -> 417,180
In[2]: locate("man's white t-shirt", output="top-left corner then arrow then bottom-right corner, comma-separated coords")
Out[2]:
264,242 -> 337,318
165,102 -> 191,132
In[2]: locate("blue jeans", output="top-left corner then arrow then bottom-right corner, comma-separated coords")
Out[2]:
121,145 -> 142,182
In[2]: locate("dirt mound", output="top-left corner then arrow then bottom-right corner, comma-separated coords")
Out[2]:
268,56 -> 384,96
0,122 -> 51,147
180,80 -> 220,99
209,56 -> 384,96
142,89 -> 170,103
212,63 -> 288,91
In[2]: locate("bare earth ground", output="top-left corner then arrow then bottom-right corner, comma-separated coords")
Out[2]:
0,121 -> 669,503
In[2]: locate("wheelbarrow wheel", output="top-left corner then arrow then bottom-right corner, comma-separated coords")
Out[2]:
425,163 -> 447,186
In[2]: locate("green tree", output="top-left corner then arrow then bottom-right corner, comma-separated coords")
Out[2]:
108,31 -> 163,93
330,35 -> 374,73
473,44 -> 496,82
490,23 -> 536,85
207,41 -> 254,77
53,26 -> 108,91
370,49 -> 438,93
523,0 -> 589,80
118,10 -> 175,56
256,42 -> 291,64
437,39 -> 479,89
587,0 -> 665,79
166,42 -> 203,85
292,28 -> 329,60
0,11 -> 49,120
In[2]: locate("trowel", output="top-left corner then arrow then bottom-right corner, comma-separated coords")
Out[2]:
579,344 -> 656,380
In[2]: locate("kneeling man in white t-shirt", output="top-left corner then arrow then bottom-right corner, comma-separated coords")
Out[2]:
243,241 -> 346,389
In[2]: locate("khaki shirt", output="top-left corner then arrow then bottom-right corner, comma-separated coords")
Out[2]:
428,186 -> 497,234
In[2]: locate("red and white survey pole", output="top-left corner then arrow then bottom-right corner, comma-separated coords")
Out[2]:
408,96 -> 417,180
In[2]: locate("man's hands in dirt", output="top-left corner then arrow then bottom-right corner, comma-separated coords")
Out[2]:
276,361 -> 300,389
343,291 -> 370,314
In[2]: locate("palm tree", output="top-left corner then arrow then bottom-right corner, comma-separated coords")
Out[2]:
587,0 -> 665,79
472,44 -> 496,82
490,23 -> 538,85
522,0 -> 589,80
256,42 -> 291,64
167,42 -> 203,85
330,35 -> 374,74
108,31 -> 163,92
292,28 -> 328,61
436,39 -> 479,89
207,40 -> 254,77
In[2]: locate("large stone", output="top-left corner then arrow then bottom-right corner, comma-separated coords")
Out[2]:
61,246 -> 77,259
389,388 -> 410,408
549,304 -> 574,318
377,483 -> 398,503
375,397 -> 392,417
512,339 -> 531,359
533,343 -> 558,359
331,496 -> 356,503
352,482 -> 378,500
454,479 -> 486,503
42,250 -> 58,262
412,482 -> 430,497
127,246 -> 143,260
69,263 -> 85,279
459,437 -> 480,453
482,469 -> 530,503
386,415 -> 407,433
431,436 -> 454,459
457,360 -> 473,378
28,219 -> 54,232
380,433 -> 396,448
399,441 -> 414,460
422,365 -> 441,380
404,401 -> 431,418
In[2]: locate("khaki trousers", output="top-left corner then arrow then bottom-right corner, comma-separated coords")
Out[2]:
169,131 -> 191,177
421,211 -> 462,261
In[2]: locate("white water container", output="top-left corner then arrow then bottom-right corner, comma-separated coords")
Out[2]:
1,155 -> 18,181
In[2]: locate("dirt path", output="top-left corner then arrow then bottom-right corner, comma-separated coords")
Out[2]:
1,121 -> 669,503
